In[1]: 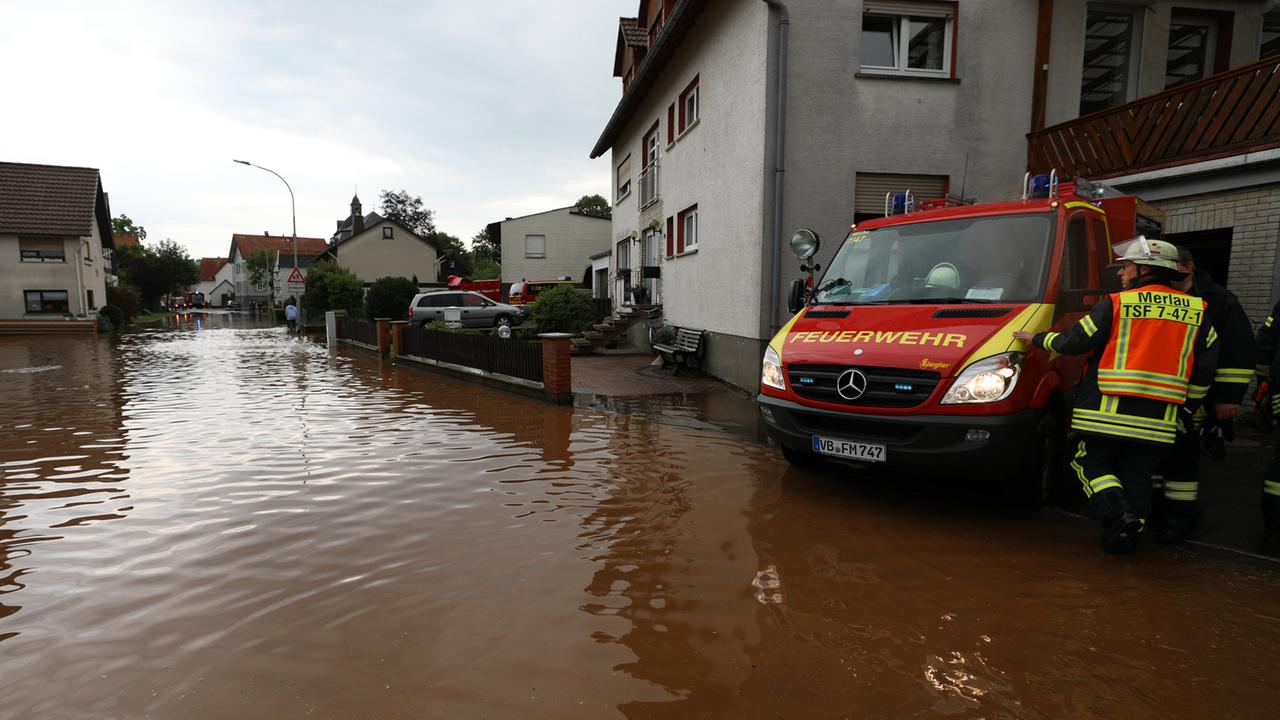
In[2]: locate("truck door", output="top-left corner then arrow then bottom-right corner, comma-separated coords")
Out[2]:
1050,212 -> 1096,385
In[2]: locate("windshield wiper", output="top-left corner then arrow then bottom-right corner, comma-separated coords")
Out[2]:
901,297 -> 996,304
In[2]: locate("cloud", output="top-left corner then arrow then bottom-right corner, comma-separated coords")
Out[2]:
1,0 -> 633,259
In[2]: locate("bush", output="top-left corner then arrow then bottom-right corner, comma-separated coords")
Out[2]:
98,305 -> 124,328
106,285 -> 140,322
302,261 -> 364,317
365,276 -> 418,321
530,285 -> 596,334
652,326 -> 674,345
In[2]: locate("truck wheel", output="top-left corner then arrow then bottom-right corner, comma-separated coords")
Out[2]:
1002,412 -> 1060,508
781,445 -> 818,468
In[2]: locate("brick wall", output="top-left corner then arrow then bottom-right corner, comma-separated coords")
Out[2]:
1155,182 -> 1280,327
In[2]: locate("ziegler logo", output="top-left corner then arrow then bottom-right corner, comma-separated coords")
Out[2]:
788,330 -> 967,348
919,358 -> 950,371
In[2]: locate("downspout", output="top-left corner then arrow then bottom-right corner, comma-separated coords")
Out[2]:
760,0 -> 789,334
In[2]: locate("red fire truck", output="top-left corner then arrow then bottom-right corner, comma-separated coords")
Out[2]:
757,176 -> 1162,504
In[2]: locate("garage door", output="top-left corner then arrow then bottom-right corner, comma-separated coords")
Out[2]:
854,172 -> 949,215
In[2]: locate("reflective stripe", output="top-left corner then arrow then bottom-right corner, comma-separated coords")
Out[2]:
1114,316 -> 1132,369
1206,326 -> 1218,347
1071,440 -> 1095,497
1080,316 -> 1098,337
1073,407 -> 1178,434
1041,332 -> 1060,351
1096,377 -> 1187,403
1177,323 -> 1196,378
1266,316 -> 1274,328
1071,417 -> 1175,444
1090,476 -> 1123,493
1187,383 -> 1209,400
1164,480 -> 1198,501
1215,368 -> 1254,383
1265,480 -> 1280,497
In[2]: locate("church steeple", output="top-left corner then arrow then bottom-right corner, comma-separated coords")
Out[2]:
350,190 -> 364,235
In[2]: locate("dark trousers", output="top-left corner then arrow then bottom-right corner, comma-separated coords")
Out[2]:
1070,434 -> 1162,522
1265,430 -> 1280,524
1155,427 -> 1200,505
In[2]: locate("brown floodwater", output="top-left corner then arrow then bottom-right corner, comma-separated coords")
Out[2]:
2,313 -> 1279,719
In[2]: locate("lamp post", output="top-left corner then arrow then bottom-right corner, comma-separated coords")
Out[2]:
233,159 -> 297,303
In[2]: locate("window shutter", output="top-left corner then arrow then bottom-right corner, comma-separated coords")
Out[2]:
666,217 -> 674,257
676,216 -> 685,254
667,104 -> 675,145
864,1 -> 951,17
854,172 -> 948,215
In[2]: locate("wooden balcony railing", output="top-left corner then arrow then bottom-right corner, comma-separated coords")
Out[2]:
1028,55 -> 1280,179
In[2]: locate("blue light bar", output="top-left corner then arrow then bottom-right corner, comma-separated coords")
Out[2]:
892,193 -> 907,214
1030,174 -> 1051,196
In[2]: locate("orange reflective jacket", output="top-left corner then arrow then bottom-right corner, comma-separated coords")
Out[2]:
1097,285 -> 1206,403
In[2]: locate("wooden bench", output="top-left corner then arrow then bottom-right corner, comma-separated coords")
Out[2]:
653,326 -> 705,374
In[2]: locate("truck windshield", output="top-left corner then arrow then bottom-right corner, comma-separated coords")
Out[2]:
814,213 -> 1055,305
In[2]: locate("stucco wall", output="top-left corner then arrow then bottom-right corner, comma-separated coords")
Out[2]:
500,208 -> 611,284
336,220 -> 438,284
1044,0 -> 1268,127
609,0 -> 771,341
0,233 -> 107,320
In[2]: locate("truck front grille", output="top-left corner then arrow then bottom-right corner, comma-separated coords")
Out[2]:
787,364 -> 940,408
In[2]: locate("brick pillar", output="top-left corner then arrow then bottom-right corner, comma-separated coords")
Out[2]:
375,317 -> 391,357
539,333 -> 573,401
390,320 -> 409,356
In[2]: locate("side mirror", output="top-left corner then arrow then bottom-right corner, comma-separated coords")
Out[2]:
788,278 -> 806,314
1058,288 -> 1103,314
789,228 -> 820,260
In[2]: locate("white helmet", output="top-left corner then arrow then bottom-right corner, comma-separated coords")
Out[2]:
1111,236 -> 1180,271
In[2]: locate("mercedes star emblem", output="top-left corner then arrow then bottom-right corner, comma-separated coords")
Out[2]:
836,368 -> 868,401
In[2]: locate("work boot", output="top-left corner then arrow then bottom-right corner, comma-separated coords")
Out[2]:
1103,513 -> 1145,555
1156,502 -> 1199,544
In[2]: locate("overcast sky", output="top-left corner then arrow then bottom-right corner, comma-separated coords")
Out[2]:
2,0 -> 634,259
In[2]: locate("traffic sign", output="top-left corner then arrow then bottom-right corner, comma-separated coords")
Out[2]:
286,267 -> 305,289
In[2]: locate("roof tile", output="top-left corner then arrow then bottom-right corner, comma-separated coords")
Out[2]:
0,161 -> 101,236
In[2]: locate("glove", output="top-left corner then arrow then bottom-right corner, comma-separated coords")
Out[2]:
1176,406 -> 1195,435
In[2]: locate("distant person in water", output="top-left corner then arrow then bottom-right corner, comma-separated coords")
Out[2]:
285,300 -> 298,332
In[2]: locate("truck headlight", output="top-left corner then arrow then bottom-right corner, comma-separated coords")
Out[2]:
941,352 -> 1023,404
761,346 -> 786,391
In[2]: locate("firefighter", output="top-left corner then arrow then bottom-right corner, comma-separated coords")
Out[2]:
1014,237 -> 1217,554
1257,299 -> 1280,555
1150,247 -> 1256,543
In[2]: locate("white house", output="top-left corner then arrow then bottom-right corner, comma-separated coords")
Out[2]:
0,161 -> 114,324
593,0 -> 1277,390
227,233 -> 329,308
327,194 -> 440,285
491,206 -> 611,287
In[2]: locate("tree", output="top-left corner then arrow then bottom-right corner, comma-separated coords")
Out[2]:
246,249 -> 275,299
575,194 -> 611,219
471,227 -> 501,264
113,238 -> 198,307
433,231 -> 473,278
301,261 -> 363,316
365,276 -> 418,321
530,285 -> 596,334
379,189 -> 436,238
112,214 -> 147,240
471,256 -> 500,280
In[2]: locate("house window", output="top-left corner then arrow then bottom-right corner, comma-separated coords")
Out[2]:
1080,7 -> 1142,114
617,154 -> 632,202
382,226 -> 394,239
1166,13 -> 1222,88
640,122 -> 661,207
1264,11 -> 1280,58
24,290 -> 69,314
678,205 -> 698,253
87,289 -> 95,310
861,2 -> 954,78
679,76 -> 699,134
525,234 -> 546,259
19,238 -> 65,262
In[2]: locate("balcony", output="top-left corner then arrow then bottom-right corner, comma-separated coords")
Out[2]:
639,160 -> 659,208
1028,55 -> 1280,179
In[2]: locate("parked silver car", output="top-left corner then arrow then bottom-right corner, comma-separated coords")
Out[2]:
407,290 -> 528,328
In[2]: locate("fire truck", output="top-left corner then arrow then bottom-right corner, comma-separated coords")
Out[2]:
757,175 -> 1163,504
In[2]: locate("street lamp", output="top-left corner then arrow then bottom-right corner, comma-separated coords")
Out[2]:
233,159 -> 297,300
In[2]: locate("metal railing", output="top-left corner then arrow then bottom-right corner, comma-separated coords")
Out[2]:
400,326 -> 543,383
1028,54 -> 1280,179
338,318 -> 377,346
639,160 -> 659,207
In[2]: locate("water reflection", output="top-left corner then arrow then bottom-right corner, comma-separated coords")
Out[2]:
0,324 -> 1277,719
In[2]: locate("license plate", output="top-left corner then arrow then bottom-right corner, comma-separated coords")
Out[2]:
811,435 -> 886,463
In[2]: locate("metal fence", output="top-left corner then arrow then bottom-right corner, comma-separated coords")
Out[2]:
339,318 -> 377,346
400,326 -> 543,383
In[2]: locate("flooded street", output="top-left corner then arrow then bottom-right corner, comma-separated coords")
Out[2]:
2,317 -> 1279,719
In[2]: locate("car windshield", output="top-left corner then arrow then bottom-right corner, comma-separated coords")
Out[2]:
813,213 -> 1055,305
